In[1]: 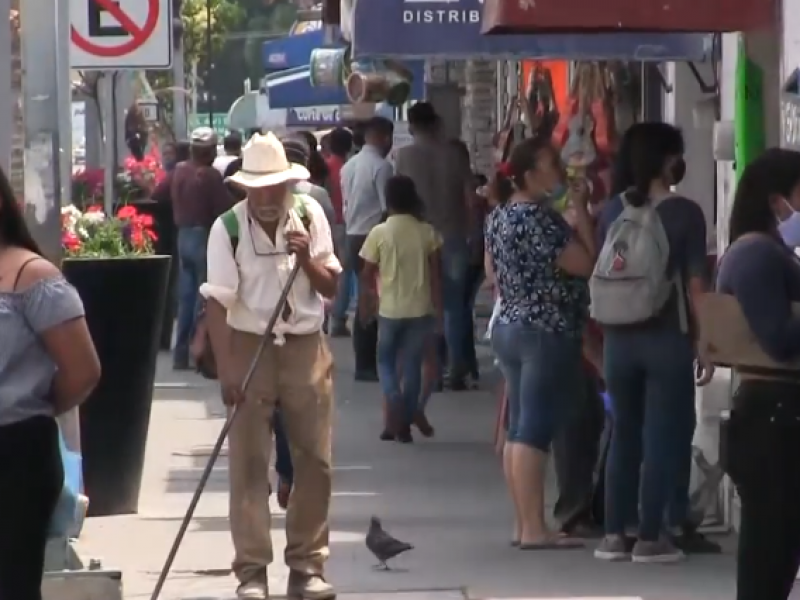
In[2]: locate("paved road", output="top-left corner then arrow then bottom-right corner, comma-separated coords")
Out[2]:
74,339 -> 752,600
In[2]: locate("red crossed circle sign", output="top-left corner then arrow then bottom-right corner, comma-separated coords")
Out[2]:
71,0 -> 160,58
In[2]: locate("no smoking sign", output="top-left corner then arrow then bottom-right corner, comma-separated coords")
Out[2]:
70,0 -> 172,70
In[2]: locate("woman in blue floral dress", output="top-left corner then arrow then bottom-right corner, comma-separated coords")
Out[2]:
485,136 -> 595,549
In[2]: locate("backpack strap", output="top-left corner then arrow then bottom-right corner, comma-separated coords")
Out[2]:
221,209 -> 240,255
222,198 -> 308,259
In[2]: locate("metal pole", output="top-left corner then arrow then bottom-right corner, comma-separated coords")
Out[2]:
102,74 -> 116,215
173,0 -> 187,140
19,0 -> 71,261
0,0 -> 11,174
173,47 -> 187,139
191,60 -> 199,125
205,0 -> 213,122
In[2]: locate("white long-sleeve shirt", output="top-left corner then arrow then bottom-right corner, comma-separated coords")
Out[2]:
199,194 -> 341,344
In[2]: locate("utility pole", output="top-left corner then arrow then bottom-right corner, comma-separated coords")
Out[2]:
205,0 -> 213,122
172,0 -> 187,139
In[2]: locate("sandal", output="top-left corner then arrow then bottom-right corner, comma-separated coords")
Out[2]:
519,535 -> 583,550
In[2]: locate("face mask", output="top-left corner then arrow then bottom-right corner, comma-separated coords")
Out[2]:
671,158 -> 686,186
778,199 -> 800,247
546,183 -> 567,202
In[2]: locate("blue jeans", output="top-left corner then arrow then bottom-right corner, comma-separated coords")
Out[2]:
492,323 -> 582,451
273,410 -> 293,485
440,236 -> 470,377
174,227 -> 208,366
603,328 -> 696,541
331,270 -> 356,322
377,316 -> 434,425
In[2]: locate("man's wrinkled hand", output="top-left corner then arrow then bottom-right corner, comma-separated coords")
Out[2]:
286,230 -> 311,262
221,380 -> 245,406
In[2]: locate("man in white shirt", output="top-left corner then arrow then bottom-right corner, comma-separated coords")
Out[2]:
201,132 -> 340,600
213,130 -> 243,175
340,116 -> 394,380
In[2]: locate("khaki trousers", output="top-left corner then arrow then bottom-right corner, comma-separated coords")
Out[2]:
227,329 -> 334,584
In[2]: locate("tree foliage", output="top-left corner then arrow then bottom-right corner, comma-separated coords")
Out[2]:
181,0 -> 245,66
144,0 -> 244,137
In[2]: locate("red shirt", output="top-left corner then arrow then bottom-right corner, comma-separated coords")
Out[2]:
325,155 -> 345,224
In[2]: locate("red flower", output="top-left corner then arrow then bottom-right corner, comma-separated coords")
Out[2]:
136,214 -> 154,228
62,231 -> 81,251
87,204 -> 103,213
117,205 -> 138,220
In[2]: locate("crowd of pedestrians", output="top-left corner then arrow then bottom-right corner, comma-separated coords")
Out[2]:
149,115 -> 800,600
2,101 -> 800,600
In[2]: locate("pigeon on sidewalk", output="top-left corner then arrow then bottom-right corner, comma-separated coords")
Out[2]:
365,516 -> 414,570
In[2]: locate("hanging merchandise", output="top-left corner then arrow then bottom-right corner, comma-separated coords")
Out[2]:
493,92 -> 526,166
589,63 -> 616,158
608,62 -> 640,134
555,63 -> 599,169
309,47 -> 349,88
522,62 -> 559,140
346,59 -> 414,106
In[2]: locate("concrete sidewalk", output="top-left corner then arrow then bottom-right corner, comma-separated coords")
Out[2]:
75,339 -> 748,600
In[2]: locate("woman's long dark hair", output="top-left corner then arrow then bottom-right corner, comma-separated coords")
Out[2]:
0,167 -> 43,255
618,122 -> 684,207
299,131 -> 329,186
729,148 -> 800,244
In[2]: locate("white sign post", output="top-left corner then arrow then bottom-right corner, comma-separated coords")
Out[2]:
70,0 -> 173,70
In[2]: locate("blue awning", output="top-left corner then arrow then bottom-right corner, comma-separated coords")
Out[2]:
263,28 -> 336,71
352,0 -> 710,60
263,63 -> 424,110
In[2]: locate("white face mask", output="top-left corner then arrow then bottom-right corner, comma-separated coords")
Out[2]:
778,198 -> 800,247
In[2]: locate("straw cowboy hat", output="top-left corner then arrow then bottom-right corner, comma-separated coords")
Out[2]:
226,132 -> 310,188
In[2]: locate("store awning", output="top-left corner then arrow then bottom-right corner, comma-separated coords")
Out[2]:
263,64 -> 425,110
481,0 -> 776,34
262,28 -> 344,71
352,0 -> 709,60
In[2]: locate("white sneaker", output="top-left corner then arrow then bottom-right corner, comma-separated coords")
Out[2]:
237,580 -> 268,599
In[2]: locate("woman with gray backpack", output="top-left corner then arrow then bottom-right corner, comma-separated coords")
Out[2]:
591,123 -> 714,564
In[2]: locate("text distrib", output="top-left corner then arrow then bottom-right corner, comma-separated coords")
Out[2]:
402,9 -> 481,24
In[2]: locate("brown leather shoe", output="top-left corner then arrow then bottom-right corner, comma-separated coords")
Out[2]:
413,411 -> 435,437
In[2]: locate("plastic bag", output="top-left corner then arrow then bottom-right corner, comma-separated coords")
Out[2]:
485,297 -> 502,341
48,428 -> 85,539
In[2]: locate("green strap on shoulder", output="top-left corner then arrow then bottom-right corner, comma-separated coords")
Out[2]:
221,209 -> 239,253
221,197 -> 308,257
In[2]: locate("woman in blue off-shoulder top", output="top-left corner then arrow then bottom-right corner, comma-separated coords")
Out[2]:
0,168 -> 100,600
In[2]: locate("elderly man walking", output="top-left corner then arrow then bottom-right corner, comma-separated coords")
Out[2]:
202,132 -> 341,600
